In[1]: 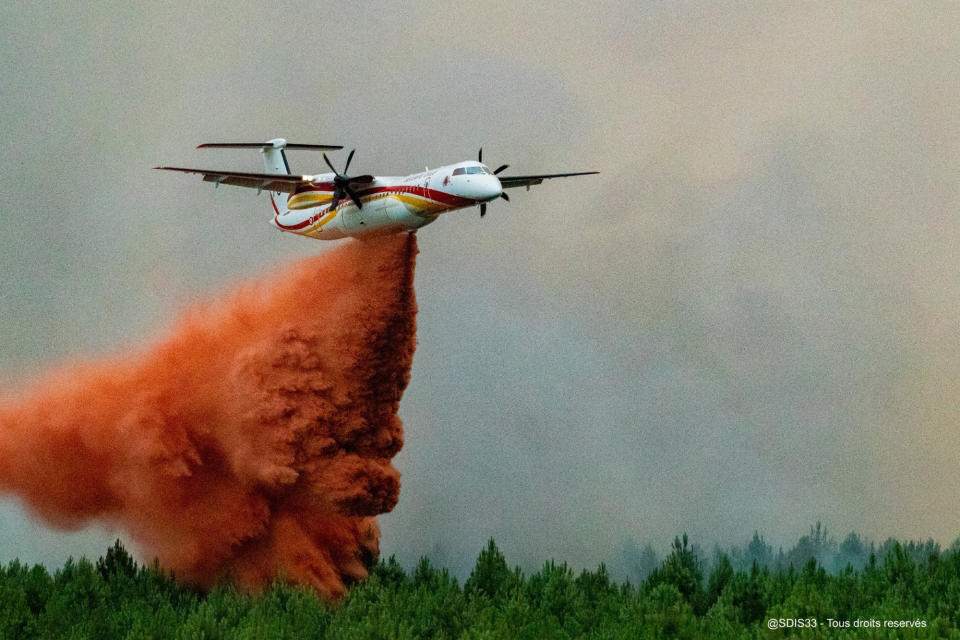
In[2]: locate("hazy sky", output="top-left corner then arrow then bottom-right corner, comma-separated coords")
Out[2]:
2,2 -> 959,578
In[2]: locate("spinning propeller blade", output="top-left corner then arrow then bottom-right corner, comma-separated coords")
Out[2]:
478,147 -> 509,218
320,149 -> 369,210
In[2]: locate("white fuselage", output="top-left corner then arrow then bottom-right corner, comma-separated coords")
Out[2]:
270,162 -> 502,240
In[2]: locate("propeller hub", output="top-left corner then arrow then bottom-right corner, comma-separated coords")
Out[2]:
322,149 -> 371,210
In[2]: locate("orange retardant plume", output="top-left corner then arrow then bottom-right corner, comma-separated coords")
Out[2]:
0,233 -> 418,599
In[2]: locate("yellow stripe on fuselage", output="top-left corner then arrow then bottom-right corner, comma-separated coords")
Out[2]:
392,193 -> 450,214
288,192 -> 333,210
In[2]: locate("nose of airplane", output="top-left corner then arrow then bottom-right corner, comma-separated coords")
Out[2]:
447,168 -> 503,202
482,175 -> 503,201
467,175 -> 502,202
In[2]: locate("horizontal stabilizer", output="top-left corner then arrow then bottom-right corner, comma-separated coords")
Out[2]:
197,141 -> 342,151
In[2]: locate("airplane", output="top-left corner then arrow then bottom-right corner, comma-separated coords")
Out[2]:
156,139 -> 598,240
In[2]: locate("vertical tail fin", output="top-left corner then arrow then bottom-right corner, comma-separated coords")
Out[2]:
262,139 -> 291,216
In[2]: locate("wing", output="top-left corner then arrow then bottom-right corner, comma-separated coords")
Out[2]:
498,171 -> 599,190
155,166 -> 314,194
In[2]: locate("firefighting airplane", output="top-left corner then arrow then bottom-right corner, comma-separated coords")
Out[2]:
156,139 -> 598,240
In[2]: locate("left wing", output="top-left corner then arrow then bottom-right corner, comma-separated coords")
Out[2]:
154,166 -> 314,194
498,171 -> 599,190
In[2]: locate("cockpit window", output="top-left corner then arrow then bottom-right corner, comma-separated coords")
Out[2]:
453,166 -> 490,176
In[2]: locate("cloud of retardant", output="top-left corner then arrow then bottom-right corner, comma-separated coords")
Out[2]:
0,234 -> 418,598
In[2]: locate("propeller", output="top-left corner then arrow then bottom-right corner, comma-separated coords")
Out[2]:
478,147 -> 511,218
320,149 -> 374,210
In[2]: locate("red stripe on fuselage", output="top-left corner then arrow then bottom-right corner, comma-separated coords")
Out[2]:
357,185 -> 475,207
275,214 -> 319,230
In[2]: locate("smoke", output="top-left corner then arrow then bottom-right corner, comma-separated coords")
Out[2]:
0,233 -> 418,598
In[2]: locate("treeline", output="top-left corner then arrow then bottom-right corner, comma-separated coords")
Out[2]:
618,522 -> 950,580
2,533 -> 960,638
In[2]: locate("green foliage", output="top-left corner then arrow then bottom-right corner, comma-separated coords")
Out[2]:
464,539 -> 520,601
97,539 -> 137,582
645,532 -> 705,615
2,533 -> 960,638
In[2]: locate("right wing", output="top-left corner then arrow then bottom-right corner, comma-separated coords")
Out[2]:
154,167 -> 314,194
498,171 -> 599,190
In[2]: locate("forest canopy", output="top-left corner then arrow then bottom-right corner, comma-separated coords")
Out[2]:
2,526 -> 959,639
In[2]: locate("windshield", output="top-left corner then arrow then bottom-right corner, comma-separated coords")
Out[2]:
453,166 -> 490,176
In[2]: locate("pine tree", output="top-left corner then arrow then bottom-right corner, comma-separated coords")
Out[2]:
464,539 -> 516,601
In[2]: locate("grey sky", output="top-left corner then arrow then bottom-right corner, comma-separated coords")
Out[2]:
2,2 -> 959,578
